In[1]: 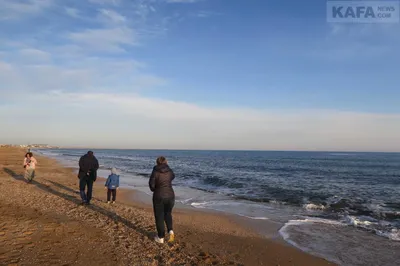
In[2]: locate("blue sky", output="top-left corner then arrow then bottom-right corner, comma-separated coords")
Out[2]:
1,0 -> 400,151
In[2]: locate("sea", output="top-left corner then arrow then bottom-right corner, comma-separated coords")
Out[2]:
35,149 -> 400,266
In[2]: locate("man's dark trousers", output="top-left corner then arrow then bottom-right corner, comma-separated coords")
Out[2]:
79,176 -> 94,203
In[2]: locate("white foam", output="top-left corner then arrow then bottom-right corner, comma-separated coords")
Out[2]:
303,203 -> 326,210
279,217 -> 345,245
190,202 -> 208,208
341,215 -> 400,241
281,217 -> 400,266
178,197 -> 194,204
377,229 -> 400,241
344,216 -> 374,227
242,216 -> 269,220
190,201 -> 273,221
284,217 -> 344,227
279,218 -> 347,266
269,200 -> 285,205
233,213 -> 269,220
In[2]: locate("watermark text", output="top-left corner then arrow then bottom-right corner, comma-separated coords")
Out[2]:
327,1 -> 399,23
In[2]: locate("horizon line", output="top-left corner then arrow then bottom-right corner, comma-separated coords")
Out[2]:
31,146 -> 400,154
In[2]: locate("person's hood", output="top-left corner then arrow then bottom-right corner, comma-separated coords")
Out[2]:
154,164 -> 171,173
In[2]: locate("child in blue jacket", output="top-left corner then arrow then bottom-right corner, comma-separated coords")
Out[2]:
105,168 -> 120,204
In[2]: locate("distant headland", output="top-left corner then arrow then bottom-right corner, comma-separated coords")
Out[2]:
0,144 -> 59,149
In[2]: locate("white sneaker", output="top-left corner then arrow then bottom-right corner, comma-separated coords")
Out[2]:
107,201 -> 111,204
168,231 -> 174,242
154,236 -> 164,244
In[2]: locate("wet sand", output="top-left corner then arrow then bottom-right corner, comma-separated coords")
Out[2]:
0,147 -> 336,265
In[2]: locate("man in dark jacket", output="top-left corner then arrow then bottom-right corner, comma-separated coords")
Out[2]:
149,156 -> 175,244
78,151 -> 99,205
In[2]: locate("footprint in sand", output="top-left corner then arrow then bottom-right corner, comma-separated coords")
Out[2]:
26,242 -> 35,248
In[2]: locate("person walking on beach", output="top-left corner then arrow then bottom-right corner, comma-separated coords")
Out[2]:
149,156 -> 175,244
23,153 -> 29,169
78,151 -> 99,205
23,152 -> 37,183
105,168 -> 120,204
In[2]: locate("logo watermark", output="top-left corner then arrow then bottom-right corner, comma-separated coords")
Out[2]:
327,1 -> 399,23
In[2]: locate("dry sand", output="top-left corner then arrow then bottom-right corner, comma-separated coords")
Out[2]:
0,147 -> 336,266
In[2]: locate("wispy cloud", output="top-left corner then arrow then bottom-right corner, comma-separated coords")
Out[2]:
0,61 -> 12,71
2,91 -> 400,151
68,27 -> 137,52
310,24 -> 400,61
196,11 -> 216,18
98,8 -> 127,24
64,7 -> 81,18
0,0 -> 53,20
0,55 -> 165,95
166,0 -> 203,3
0,0 -> 178,97
18,48 -> 51,63
1,0 -> 397,151
88,0 -> 121,6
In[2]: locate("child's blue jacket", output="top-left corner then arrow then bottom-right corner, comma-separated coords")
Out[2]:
105,174 -> 120,189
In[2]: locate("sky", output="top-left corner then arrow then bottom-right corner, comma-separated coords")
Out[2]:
1,0 -> 400,151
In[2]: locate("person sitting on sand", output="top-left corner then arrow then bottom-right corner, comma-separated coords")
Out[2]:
105,168 -> 120,204
23,152 -> 37,183
78,151 -> 99,205
149,156 -> 175,244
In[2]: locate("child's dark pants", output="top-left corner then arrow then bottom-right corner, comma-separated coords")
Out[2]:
107,189 -> 116,201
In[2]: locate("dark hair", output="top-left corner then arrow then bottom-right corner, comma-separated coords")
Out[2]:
156,156 -> 167,165
87,151 -> 94,156
27,152 -> 33,157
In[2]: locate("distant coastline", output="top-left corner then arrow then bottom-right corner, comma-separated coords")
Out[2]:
34,146 -> 400,154
0,144 -> 59,149
2,144 -> 399,153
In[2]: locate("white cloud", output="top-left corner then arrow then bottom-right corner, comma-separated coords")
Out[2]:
166,0 -> 202,3
196,10 -> 219,18
0,53 -> 165,95
1,91 -> 399,151
0,0 -> 53,20
328,24 -> 400,39
68,27 -> 138,52
0,62 -> 94,93
88,0 -> 121,6
1,0 -> 398,151
18,48 -> 51,63
0,61 -> 12,71
65,7 -> 81,18
312,24 -> 400,61
99,9 -> 127,24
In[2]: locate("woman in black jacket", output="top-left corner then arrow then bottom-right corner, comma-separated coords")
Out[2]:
149,156 -> 175,244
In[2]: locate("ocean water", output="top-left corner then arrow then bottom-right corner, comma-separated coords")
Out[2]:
36,149 -> 400,266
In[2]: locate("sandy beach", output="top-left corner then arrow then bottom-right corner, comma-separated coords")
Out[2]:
0,147 -> 335,266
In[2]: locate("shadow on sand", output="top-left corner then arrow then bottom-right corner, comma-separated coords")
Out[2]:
3,167 -> 25,181
3,167 -> 153,239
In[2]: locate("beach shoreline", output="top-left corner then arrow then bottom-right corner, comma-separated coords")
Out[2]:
92,174 -> 285,242
0,147 -> 335,265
